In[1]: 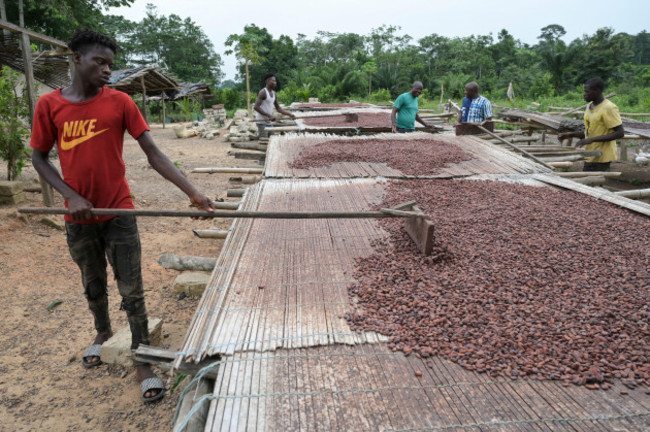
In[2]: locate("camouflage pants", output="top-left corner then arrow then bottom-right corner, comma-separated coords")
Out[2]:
65,215 -> 149,353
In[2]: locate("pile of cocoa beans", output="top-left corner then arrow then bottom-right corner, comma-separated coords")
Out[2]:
294,103 -> 369,108
346,179 -> 650,390
302,112 -> 390,127
289,138 -> 474,175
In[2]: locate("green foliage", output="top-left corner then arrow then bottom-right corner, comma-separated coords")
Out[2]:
317,85 -> 337,103
0,67 -> 31,181
276,82 -> 300,105
529,73 -> 555,98
216,88 -> 242,111
169,373 -> 187,396
296,84 -> 311,102
102,5 -> 224,83
175,97 -> 192,121
370,89 -> 391,103
7,0 -> 134,43
438,72 -> 473,99
225,25 -> 270,84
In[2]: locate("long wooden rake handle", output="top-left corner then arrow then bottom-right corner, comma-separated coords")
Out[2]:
18,207 -> 426,219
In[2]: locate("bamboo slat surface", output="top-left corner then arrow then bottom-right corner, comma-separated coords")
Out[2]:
176,178 -> 390,365
264,132 -> 552,178
196,344 -> 650,431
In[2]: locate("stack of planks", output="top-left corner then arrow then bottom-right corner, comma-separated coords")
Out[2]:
498,107 -> 650,139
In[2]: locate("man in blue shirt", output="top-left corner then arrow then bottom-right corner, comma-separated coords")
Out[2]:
391,81 -> 432,133
455,81 -> 492,124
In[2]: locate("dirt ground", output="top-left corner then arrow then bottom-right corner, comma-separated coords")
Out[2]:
0,124 -> 259,431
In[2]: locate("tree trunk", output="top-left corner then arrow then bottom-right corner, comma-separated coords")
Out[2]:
245,60 -> 250,112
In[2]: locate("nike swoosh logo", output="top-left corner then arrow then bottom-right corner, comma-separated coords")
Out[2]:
60,128 -> 109,151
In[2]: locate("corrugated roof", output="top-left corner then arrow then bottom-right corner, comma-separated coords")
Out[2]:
173,82 -> 211,99
107,65 -> 178,94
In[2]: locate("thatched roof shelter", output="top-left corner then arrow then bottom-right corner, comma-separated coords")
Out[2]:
107,65 -> 178,94
106,65 -> 179,124
173,82 -> 212,100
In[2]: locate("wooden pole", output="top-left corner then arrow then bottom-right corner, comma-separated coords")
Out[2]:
0,0 -> 9,36
191,167 -> 264,174
555,171 -> 621,178
17,1 -> 34,118
158,253 -> 217,271
547,161 -> 573,168
245,60 -> 250,113
571,175 -> 606,186
18,207 -> 425,219
161,92 -> 165,129
477,125 -> 555,170
140,76 -> 147,123
226,188 -> 245,197
18,0 -> 54,206
192,229 -> 229,239
614,188 -> 650,199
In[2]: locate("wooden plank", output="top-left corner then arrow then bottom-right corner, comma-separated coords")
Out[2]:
555,171 -> 621,178
0,18 -> 67,47
228,150 -> 266,161
192,167 -> 264,174
478,125 -> 555,169
133,345 -> 221,378
533,174 -> 650,217
615,188 -> 650,199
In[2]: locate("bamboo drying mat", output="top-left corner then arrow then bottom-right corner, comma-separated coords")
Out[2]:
176,177 -> 650,431
194,344 -> 650,431
264,132 -> 552,178
177,178 -> 391,364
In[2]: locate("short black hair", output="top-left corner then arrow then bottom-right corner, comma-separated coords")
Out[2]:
585,77 -> 605,91
68,29 -> 118,54
263,73 -> 275,82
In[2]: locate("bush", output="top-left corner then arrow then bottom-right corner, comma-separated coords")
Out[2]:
370,88 -> 391,104
529,73 -> 555,99
276,81 -> 299,105
296,87 -> 311,102
222,88 -> 242,110
0,67 -> 30,180
317,85 -> 337,103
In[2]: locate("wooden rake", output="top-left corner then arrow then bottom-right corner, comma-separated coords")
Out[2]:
19,200 -> 435,255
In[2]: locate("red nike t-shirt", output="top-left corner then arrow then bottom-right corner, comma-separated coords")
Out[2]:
30,87 -> 149,223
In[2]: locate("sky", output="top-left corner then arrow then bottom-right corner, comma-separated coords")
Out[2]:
108,0 -> 648,82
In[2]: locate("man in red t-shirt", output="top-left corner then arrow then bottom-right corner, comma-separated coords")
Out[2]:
30,30 -> 214,403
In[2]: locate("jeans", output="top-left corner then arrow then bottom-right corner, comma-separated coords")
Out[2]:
257,122 -> 272,138
66,215 -> 149,353
396,127 -> 415,133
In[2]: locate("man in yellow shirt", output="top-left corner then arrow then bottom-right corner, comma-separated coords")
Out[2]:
559,77 -> 624,171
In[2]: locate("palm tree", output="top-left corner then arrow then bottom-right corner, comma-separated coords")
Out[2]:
225,33 -> 266,112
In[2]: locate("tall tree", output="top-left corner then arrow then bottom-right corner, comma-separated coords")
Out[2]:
535,24 -> 574,92
225,27 -> 267,111
573,27 -> 632,84
103,5 -> 223,84
632,30 -> 650,65
4,0 -> 133,42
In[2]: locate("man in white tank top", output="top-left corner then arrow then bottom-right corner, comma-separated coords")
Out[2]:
253,73 -> 296,137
